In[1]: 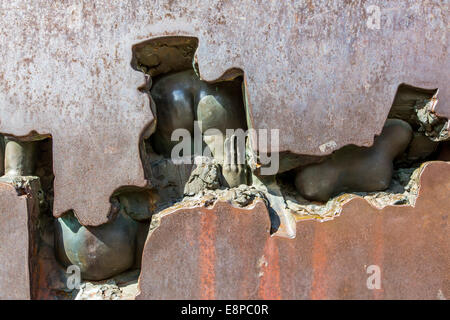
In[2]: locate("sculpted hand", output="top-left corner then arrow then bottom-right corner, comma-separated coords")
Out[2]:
222,134 -> 247,187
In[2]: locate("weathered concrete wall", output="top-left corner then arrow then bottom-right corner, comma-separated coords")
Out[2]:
0,0 -> 448,225
138,161 -> 450,299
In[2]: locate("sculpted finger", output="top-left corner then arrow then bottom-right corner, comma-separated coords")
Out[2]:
230,134 -> 236,165
224,137 -> 231,165
236,134 -> 245,165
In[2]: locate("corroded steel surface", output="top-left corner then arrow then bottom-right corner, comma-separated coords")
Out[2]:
0,183 -> 31,299
0,1 -> 448,225
274,161 -> 450,299
138,161 -> 450,299
137,201 -> 271,299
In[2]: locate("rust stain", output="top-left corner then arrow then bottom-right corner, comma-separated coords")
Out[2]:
199,211 -> 217,300
372,213 -> 384,299
258,237 -> 281,300
310,223 -> 329,299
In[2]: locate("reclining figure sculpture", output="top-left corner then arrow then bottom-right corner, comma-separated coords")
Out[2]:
294,119 -> 413,202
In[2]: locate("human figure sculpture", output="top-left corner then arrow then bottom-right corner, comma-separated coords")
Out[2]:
294,119 -> 413,202
54,209 -> 148,280
150,69 -> 248,187
53,190 -> 153,280
0,136 -> 38,178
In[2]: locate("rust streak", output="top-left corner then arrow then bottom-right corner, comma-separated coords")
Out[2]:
310,223 -> 329,299
372,213 -> 385,299
199,211 -> 216,300
258,238 -> 281,299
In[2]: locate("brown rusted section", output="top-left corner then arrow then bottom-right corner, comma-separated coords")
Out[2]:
138,161 -> 449,299
199,209 -> 217,300
258,238 -> 281,300
137,201 -> 271,299
371,213 -> 385,300
310,224 -> 331,299
33,243 -> 70,300
0,181 -> 39,300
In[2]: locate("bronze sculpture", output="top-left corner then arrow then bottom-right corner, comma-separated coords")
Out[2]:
150,69 -> 248,187
294,119 -> 413,202
54,210 -> 146,281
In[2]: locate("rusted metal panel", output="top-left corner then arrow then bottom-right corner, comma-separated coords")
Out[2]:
137,201 -> 271,299
0,182 -> 31,299
0,1 -> 447,225
138,161 -> 449,299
